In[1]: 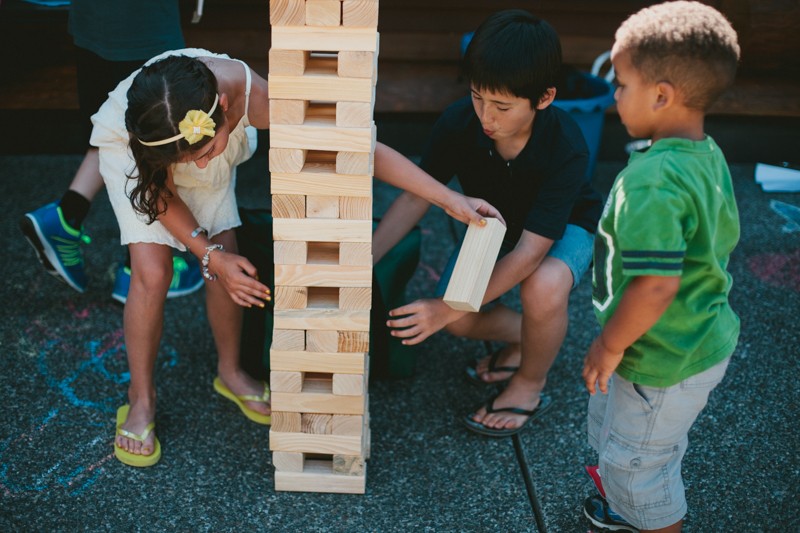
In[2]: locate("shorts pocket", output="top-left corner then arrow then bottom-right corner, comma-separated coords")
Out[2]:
601,435 -> 677,510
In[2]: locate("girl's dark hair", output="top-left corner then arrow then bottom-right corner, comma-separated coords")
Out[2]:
125,55 -> 222,224
463,9 -> 562,104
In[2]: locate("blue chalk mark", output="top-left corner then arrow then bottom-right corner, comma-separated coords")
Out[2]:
771,200 -> 800,233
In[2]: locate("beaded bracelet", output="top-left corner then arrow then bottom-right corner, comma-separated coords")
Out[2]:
202,244 -> 224,281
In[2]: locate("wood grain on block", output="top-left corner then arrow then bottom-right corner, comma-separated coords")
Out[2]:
273,218 -> 372,243
339,242 -> 372,266
273,451 -> 305,472
268,49 -> 308,77
271,411 -> 302,433
274,241 -> 307,264
305,329 -> 339,352
271,122 -> 375,153
306,195 -> 339,218
269,99 -> 308,125
272,194 -> 306,219
337,51 -> 376,80
274,286 -> 308,309
339,196 -> 372,220
271,349 -> 367,374
274,460 -> 366,494
443,218 -> 506,312
270,0 -> 305,26
270,431 -> 363,455
271,329 -> 306,351
271,169 -> 372,197
275,264 -> 371,287
331,414 -> 364,436
333,373 -> 365,396
274,309 -> 370,331
305,0 -> 341,26
307,242 -> 340,264
333,454 -> 365,476
336,101 -> 373,127
272,391 -> 365,415
336,151 -> 373,175
342,0 -> 379,27
269,148 -> 306,173
270,371 -> 303,393
269,73 -> 373,103
339,287 -> 371,310
307,286 -> 339,308
302,413 -> 333,434
338,330 -> 369,352
271,26 -> 378,53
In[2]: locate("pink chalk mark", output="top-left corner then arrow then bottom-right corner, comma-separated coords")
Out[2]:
418,262 -> 441,282
747,248 -> 800,292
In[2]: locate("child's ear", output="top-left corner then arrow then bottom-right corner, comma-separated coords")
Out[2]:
535,88 -> 557,110
654,81 -> 675,110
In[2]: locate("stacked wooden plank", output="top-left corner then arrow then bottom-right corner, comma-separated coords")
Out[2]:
268,0 -> 378,494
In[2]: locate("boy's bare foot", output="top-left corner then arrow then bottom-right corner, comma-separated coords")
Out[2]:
116,399 -> 157,456
469,344 -> 521,383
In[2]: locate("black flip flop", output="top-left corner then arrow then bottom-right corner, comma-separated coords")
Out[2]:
464,350 -> 520,386
461,394 -> 553,437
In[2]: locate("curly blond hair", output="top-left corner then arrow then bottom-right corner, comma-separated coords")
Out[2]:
613,1 -> 740,110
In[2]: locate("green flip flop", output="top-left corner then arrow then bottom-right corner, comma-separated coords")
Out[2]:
213,377 -> 271,425
114,404 -> 161,467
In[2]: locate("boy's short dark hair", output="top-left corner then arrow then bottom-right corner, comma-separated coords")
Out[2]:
614,0 -> 740,111
463,9 -> 562,104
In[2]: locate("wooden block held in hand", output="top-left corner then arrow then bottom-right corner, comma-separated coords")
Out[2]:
443,218 -> 506,312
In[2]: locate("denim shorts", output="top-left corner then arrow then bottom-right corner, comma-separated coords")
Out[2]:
434,223 -> 594,297
587,357 -> 731,530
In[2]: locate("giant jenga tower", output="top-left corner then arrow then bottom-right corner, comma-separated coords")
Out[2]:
267,0 -> 378,494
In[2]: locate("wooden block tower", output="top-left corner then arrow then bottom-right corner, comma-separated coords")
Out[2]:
268,0 -> 378,494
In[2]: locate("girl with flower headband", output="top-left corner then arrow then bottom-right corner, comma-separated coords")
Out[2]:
92,49 -> 501,467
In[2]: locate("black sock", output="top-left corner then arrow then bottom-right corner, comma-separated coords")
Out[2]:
59,190 -> 91,230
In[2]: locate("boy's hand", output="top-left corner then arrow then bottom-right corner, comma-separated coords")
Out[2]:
582,335 -> 624,395
386,298 -> 466,345
443,195 -> 506,227
210,251 -> 272,308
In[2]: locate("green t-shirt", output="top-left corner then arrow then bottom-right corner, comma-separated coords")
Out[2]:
592,136 -> 740,387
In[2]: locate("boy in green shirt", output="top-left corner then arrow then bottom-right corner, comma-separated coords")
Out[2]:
581,2 -> 741,532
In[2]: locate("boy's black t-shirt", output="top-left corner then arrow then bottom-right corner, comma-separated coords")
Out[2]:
419,97 -> 603,247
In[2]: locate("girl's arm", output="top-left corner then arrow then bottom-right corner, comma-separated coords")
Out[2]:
158,173 -> 271,308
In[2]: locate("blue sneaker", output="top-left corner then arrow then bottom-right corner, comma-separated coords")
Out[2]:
584,494 -> 639,533
20,202 -> 90,293
111,255 -> 204,304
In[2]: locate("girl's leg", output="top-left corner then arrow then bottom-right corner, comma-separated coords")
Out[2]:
116,242 -> 173,455
205,230 -> 271,416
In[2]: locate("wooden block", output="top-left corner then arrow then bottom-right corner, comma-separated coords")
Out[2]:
306,195 -> 339,218
342,0 -> 378,27
272,391 -> 365,415
271,371 -> 303,393
270,432 -> 363,455
273,451 -> 305,472
302,413 -> 333,434
331,415 -> 364,436
339,242 -> 372,266
274,264 -> 371,287
306,52 -> 338,73
333,373 -> 365,396
269,148 -> 306,173
274,286 -> 308,310
275,460 -> 366,494
338,331 -> 369,352
271,329 -> 305,351
272,194 -> 306,219
274,241 -> 307,264
307,242 -> 340,264
336,101 -> 373,128
339,287 -> 371,310
337,51 -> 376,79
268,73 -> 374,103
270,0 -> 305,25
271,349 -> 367,374
274,309 -> 370,331
305,330 -> 339,352
271,411 -> 302,433
333,454 -> 365,476
269,99 -> 308,125
339,196 -> 372,220
271,170 -> 372,198
443,218 -> 507,312
273,218 -> 372,243
305,0 -> 341,26
308,287 -> 340,309
336,151 -> 373,175
268,49 -> 308,76
271,26 -> 379,53
271,122 -> 375,153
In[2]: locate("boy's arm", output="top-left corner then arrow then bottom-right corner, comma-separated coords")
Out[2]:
373,190 -> 430,264
582,275 -> 681,394
386,229 -> 553,345
374,142 -> 503,227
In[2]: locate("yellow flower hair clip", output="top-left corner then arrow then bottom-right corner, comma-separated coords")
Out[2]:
138,94 -> 219,147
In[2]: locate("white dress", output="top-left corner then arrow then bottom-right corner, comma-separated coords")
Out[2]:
91,48 -> 258,250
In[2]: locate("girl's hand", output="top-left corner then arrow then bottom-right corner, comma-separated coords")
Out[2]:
442,193 -> 506,227
209,251 -> 271,307
386,298 -> 466,345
